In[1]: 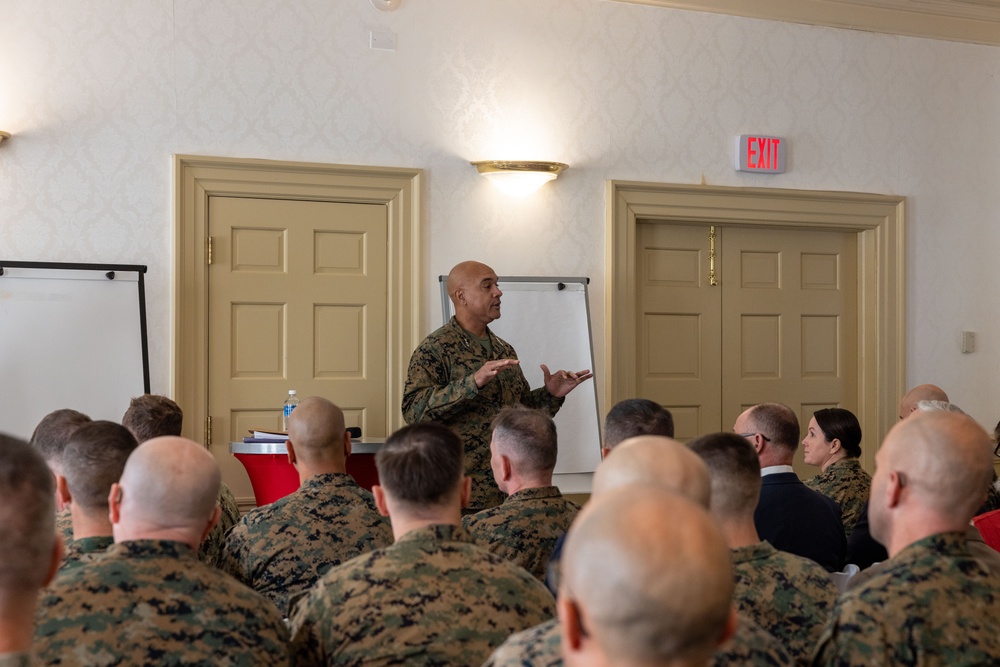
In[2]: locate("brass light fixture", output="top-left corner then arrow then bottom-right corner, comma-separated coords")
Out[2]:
0,131 -> 10,145
471,160 -> 568,197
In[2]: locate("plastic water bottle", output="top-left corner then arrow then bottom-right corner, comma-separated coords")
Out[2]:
282,390 -> 299,431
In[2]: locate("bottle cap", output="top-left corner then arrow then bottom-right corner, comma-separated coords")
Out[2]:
289,390 -> 297,395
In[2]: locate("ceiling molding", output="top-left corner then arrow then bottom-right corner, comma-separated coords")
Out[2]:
610,0 -> 1000,46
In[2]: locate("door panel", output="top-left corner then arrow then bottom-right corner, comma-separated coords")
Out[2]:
636,223 -> 722,440
636,222 -> 858,478
208,196 -> 388,499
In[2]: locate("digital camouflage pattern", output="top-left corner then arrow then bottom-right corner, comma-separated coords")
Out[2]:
33,540 -> 291,666
219,472 -> 393,616
198,481 -> 241,567
59,535 -> 113,572
0,654 -> 31,667
463,486 -> 579,581
804,458 -> 871,534
402,317 -> 564,510
482,613 -> 794,667
813,531 -> 1000,666
55,506 -> 72,547
732,541 -> 838,666
289,523 -> 556,666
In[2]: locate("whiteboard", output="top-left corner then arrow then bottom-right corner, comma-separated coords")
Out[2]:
0,262 -> 150,440
440,276 -> 601,492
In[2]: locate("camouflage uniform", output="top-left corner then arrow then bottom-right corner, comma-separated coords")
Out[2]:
55,506 -> 73,546
402,317 -> 564,510
482,613 -> 793,667
732,541 -> 838,666
219,472 -> 393,616
290,523 -> 555,666
33,539 -> 290,666
804,457 -> 870,535
198,481 -> 241,567
59,535 -> 113,572
813,531 -> 1000,666
462,485 -> 580,581
0,654 -> 31,667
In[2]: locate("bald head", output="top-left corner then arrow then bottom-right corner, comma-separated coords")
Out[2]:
899,384 -> 949,420
593,436 -> 711,508
287,396 -> 348,467
871,411 -> 993,548
114,437 -> 220,542
446,261 -> 502,334
560,487 -> 733,666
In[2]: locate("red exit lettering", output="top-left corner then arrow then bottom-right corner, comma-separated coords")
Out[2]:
736,134 -> 786,173
747,137 -> 780,170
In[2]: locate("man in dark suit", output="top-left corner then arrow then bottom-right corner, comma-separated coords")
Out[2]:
734,402 -> 845,572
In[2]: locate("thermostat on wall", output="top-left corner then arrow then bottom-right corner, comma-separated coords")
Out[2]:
735,135 -> 787,174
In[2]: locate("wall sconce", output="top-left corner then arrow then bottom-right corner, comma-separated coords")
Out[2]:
0,131 -> 9,145
471,160 -> 568,197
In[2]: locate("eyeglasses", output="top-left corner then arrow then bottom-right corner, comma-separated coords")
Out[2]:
738,432 -> 772,442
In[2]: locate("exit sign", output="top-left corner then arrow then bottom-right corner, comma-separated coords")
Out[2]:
736,135 -> 786,173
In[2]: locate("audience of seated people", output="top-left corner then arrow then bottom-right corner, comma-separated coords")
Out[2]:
734,402 -> 846,572
289,422 -> 556,665
56,421 -> 138,570
122,393 -> 242,566
486,436 -> 795,667
219,396 -> 392,616
8,385 -> 1000,665
814,410 -> 1000,664
462,406 -> 580,581
689,432 -> 837,667
33,436 -> 292,665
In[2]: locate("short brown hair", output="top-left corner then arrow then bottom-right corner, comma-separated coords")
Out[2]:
0,433 -> 56,591
747,403 -> 800,453
491,407 -> 557,474
376,423 -> 463,508
30,409 -> 92,469
688,432 -> 761,518
122,395 -> 183,443
63,421 -> 139,510
604,399 -> 674,449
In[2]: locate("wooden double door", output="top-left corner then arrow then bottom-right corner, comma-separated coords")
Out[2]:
636,222 -> 858,474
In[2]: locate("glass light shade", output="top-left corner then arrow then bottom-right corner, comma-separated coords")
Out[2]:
471,161 -> 568,197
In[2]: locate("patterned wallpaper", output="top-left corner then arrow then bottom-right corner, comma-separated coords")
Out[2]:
2,0 -> 1000,426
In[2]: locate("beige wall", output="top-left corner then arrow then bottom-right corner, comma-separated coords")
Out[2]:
3,0 -> 1000,433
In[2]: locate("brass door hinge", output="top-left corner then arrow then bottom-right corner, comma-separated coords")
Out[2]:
206,415 -> 212,447
206,237 -> 214,265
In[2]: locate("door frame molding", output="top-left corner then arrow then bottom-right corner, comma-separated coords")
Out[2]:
607,181 -> 905,465
173,155 -> 422,445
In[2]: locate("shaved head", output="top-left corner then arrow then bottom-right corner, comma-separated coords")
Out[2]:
899,384 -> 949,421
287,396 -> 347,465
115,437 -> 220,536
870,411 -> 993,548
561,487 -> 733,666
446,261 -> 502,333
593,436 -> 711,508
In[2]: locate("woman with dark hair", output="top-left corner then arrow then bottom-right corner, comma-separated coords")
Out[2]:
802,407 -> 869,535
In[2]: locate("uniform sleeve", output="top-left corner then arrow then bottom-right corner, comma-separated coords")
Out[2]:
401,339 -> 481,424
217,522 -> 252,586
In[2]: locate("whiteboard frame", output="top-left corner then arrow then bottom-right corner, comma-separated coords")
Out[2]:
0,260 -> 151,438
